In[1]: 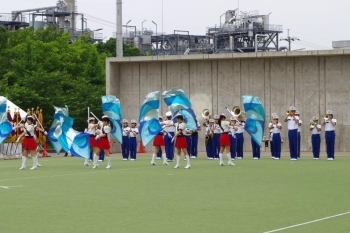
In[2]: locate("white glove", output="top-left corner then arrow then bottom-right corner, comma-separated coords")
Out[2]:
44,131 -> 47,135
16,137 -> 21,143
95,135 -> 100,140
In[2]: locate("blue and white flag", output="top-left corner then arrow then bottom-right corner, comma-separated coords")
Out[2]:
242,95 -> 265,146
48,106 -> 90,158
138,91 -> 162,147
162,89 -> 197,130
101,95 -> 122,143
0,97 -> 13,144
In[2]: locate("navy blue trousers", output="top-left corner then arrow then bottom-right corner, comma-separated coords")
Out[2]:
288,129 -> 298,159
164,132 -> 175,160
129,137 -> 137,159
311,134 -> 320,158
236,133 -> 244,158
251,138 -> 260,159
99,150 -> 105,161
213,134 -> 220,159
122,136 -> 130,159
325,131 -> 335,159
190,133 -> 198,157
272,133 -> 281,158
185,135 -> 192,155
297,132 -> 301,158
270,140 -> 274,158
229,134 -> 236,159
206,137 -> 214,158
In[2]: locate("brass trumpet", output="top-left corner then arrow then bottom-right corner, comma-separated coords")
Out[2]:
202,109 -> 210,119
324,114 -> 329,120
310,121 -> 315,129
286,110 -> 290,115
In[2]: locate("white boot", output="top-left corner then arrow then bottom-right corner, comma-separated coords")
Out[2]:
162,153 -> 168,165
19,156 -> 27,170
227,153 -> 235,166
219,153 -> 225,166
84,158 -> 90,166
92,154 -> 99,169
174,155 -> 180,168
151,154 -> 156,165
36,157 -> 41,167
106,157 -> 111,169
184,155 -> 191,169
30,156 -> 37,170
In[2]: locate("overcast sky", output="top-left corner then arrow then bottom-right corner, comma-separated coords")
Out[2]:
2,0 -> 350,50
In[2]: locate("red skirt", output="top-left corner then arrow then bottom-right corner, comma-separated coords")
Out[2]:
96,137 -> 110,150
23,137 -> 37,150
153,134 -> 165,146
89,136 -> 97,147
175,136 -> 187,148
219,133 -> 231,146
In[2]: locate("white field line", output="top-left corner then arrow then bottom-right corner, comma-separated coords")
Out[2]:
263,211 -> 350,233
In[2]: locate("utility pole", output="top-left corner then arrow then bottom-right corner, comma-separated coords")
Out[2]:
116,0 -> 123,57
280,29 -> 299,51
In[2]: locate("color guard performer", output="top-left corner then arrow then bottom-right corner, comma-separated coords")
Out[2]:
16,116 -> 46,170
284,106 -> 299,161
129,119 -> 138,161
218,114 -> 234,166
173,114 -> 191,169
162,111 -> 175,161
150,116 -> 168,166
183,126 -> 192,160
205,119 -> 215,159
269,114 -> 282,160
229,117 -> 238,160
310,116 -> 321,160
295,111 -> 302,159
94,116 -> 112,169
321,110 -> 336,160
213,115 -> 221,160
121,119 -> 130,160
235,116 -> 245,159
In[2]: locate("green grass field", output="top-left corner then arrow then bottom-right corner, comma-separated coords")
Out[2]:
1,152 -> 350,233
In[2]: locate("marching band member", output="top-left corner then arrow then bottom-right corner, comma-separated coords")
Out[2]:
129,119 -> 138,161
310,116 -> 321,160
218,114 -> 234,166
322,110 -> 336,160
86,117 -> 98,166
94,116 -> 112,169
268,117 -> 274,159
229,117 -> 238,160
162,112 -> 175,161
284,106 -> 299,161
174,114 -> 190,169
205,119 -> 215,159
190,119 -> 201,159
16,116 -> 45,170
151,116 -> 168,166
269,114 -> 282,160
251,138 -> 260,160
295,111 -> 302,159
235,116 -> 245,159
213,115 -> 221,160
121,119 -> 130,160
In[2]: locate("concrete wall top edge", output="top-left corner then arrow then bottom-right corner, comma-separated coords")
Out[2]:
106,49 -> 348,63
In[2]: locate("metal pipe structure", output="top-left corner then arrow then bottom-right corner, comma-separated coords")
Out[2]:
255,34 -> 268,52
116,0 -> 123,57
152,21 -> 158,50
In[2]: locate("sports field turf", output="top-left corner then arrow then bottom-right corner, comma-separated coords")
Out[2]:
1,152 -> 350,233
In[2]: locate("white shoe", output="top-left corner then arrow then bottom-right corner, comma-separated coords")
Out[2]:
271,157 -> 275,159
228,162 -> 235,166
19,166 -> 26,170
88,159 -> 92,162
208,157 -> 213,160
184,158 -> 187,161
253,157 -> 258,160
92,165 -> 97,169
98,160 -> 102,162
30,166 -> 37,170
106,165 -> 111,169
156,157 -> 161,160
84,163 -> 90,166
122,158 -> 127,161
237,157 -> 242,159
163,161 -> 169,165
151,162 -> 156,165
185,165 -> 191,169
174,165 -> 179,169
219,162 -> 225,166
190,156 -> 196,159
130,159 -> 135,161
37,163 -> 42,167
274,157 -> 280,160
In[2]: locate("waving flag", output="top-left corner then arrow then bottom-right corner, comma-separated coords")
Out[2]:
101,95 -> 122,143
242,95 -> 265,146
162,89 -> 197,130
0,97 -> 13,144
47,106 -> 90,158
138,91 -> 162,147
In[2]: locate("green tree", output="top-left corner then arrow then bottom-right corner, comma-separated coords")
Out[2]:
95,38 -> 142,57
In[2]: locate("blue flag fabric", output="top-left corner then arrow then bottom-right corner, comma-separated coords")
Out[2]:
48,106 -> 90,159
0,97 -> 13,144
162,89 -> 197,131
101,95 -> 123,143
242,95 -> 265,146
138,91 -> 162,147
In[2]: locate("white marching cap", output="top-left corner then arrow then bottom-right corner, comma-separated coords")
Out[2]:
122,119 -> 128,123
88,117 -> 95,121
273,114 -> 279,119
213,115 -> 219,120
27,115 -> 34,120
220,113 -> 227,118
209,119 -> 215,123
131,119 -> 137,124
230,116 -> 237,121
289,106 -> 296,111
326,110 -> 333,115
166,111 -> 172,117
102,115 -> 109,120
312,116 -> 318,121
